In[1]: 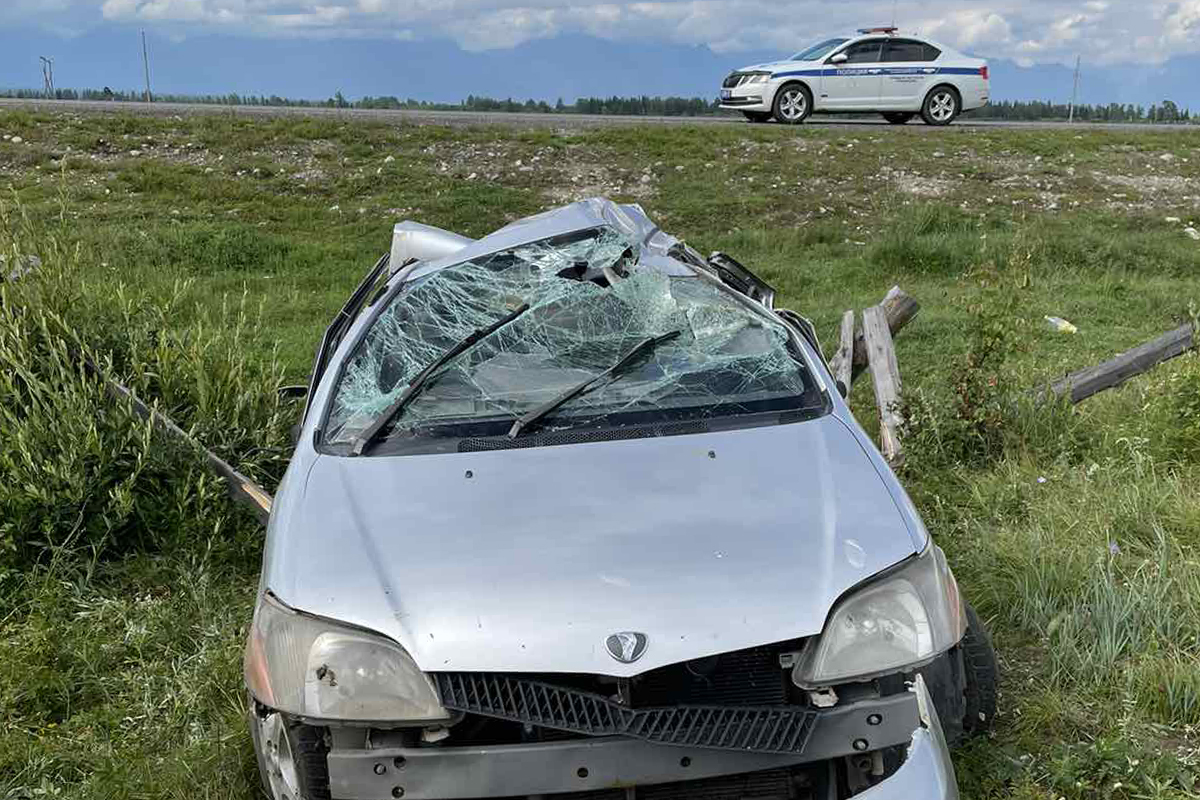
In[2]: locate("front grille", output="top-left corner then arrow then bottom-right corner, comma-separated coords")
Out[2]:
722,72 -> 745,88
434,673 -> 816,755
718,97 -> 762,107
633,644 -> 788,707
566,767 -> 793,800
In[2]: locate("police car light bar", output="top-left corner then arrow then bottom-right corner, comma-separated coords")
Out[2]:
857,26 -> 899,34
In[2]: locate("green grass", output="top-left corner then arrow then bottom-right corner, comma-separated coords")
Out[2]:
2,109 -> 1200,799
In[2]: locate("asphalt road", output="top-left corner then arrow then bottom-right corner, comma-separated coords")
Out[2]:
1,96 -> 1195,132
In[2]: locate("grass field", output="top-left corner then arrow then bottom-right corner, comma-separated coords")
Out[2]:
2,107 -> 1200,800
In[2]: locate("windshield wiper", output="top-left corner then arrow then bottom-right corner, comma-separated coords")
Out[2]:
507,330 -> 682,439
350,302 -> 530,456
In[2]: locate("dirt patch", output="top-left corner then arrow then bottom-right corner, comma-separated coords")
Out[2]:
892,172 -> 959,198
1095,172 -> 1200,195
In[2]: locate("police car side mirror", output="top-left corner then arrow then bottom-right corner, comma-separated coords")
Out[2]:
829,53 -> 848,64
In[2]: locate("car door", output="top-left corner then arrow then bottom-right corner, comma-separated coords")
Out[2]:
878,39 -> 942,109
820,39 -> 884,110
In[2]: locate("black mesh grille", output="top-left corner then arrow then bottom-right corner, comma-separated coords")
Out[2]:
434,673 -> 816,755
722,72 -> 744,88
633,645 -> 788,707
564,767 -> 793,800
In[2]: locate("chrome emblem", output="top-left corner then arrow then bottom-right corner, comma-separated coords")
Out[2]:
605,632 -> 648,664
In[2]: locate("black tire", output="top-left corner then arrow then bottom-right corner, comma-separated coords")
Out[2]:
249,699 -> 332,800
772,83 -> 812,125
742,111 -> 772,123
921,86 -> 960,126
959,602 -> 999,737
882,112 -> 915,125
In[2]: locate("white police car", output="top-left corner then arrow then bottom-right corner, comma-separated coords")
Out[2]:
720,28 -> 989,125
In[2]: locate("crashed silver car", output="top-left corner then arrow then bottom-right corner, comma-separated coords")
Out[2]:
244,198 -> 997,800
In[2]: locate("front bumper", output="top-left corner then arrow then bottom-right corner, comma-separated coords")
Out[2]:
325,676 -> 957,799
857,675 -> 959,800
719,82 -> 773,112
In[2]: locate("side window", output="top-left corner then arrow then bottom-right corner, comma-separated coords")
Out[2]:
883,39 -> 930,62
839,39 -> 884,64
924,44 -> 942,61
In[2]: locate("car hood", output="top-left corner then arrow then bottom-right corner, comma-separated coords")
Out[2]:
738,60 -> 806,73
265,416 -> 919,676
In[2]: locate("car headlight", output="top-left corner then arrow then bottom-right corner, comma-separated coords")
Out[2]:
793,545 -> 966,686
743,72 -> 771,84
244,592 -> 448,723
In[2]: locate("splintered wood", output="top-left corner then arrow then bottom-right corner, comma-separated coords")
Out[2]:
862,305 -> 904,464
829,286 -> 919,394
834,310 -> 855,392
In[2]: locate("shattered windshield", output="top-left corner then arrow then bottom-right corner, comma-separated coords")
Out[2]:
791,38 -> 848,60
323,226 -> 818,448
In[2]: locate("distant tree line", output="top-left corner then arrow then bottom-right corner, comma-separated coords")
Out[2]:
0,87 -> 1192,123
972,99 -> 1191,123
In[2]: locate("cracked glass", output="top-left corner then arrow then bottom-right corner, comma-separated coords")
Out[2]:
324,226 -> 816,446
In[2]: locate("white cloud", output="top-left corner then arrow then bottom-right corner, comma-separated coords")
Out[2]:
919,9 -> 1013,49
22,0 -> 1200,65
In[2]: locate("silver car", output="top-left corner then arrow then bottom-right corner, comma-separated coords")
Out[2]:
245,198 -> 997,800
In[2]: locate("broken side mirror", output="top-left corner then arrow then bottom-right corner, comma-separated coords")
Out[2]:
278,385 -> 309,401
836,379 -> 848,399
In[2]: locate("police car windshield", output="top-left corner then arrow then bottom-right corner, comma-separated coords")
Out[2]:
790,38 -> 848,61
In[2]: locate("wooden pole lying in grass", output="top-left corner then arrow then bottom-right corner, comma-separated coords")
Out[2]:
84,357 -> 274,524
862,305 -> 904,463
829,286 -> 919,394
1038,323 -> 1196,404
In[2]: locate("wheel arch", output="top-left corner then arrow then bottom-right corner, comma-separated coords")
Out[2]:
924,81 -> 962,106
773,78 -> 814,105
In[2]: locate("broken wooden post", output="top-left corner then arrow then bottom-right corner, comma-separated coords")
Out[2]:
862,304 -> 904,463
834,310 -> 855,393
1037,323 -> 1196,404
828,286 -> 919,391
84,356 -> 274,524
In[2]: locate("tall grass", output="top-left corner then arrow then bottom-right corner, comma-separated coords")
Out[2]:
0,201 -> 284,799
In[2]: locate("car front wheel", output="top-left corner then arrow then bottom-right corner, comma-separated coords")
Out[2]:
250,698 -> 331,800
772,84 -> 812,125
922,87 -> 960,126
959,602 -> 999,737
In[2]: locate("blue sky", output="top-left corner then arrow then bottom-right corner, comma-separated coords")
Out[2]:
2,1 -> 1198,107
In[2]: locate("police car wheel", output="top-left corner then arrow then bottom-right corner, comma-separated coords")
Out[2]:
922,87 -> 960,126
772,84 -> 812,125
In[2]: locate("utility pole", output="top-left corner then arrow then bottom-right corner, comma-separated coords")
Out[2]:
141,30 -> 153,103
1068,55 -> 1081,123
39,56 -> 54,97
